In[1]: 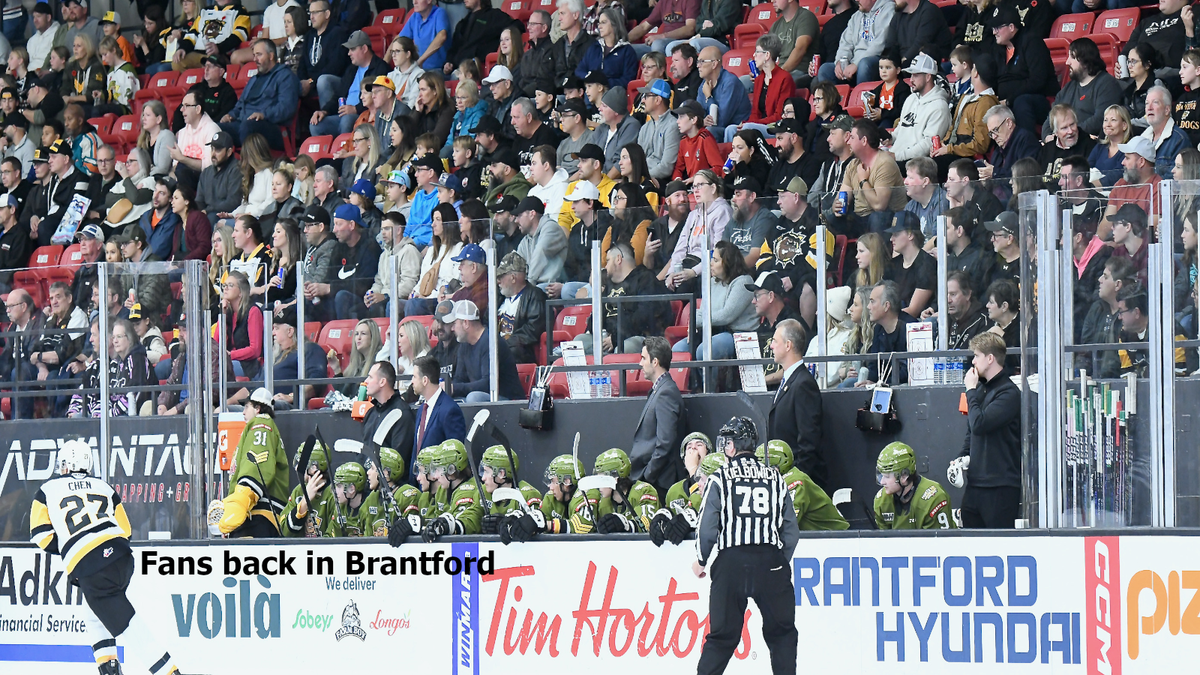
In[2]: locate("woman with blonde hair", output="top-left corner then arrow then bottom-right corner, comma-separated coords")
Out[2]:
835,285 -> 877,388
208,225 -> 235,310
291,155 -> 316,205
267,217 -> 303,312
853,232 -> 890,291
1088,104 -> 1130,188
230,133 -> 274,219
340,123 -> 382,193
329,319 -> 383,396
441,79 -> 487,158
392,318 -> 432,375
62,34 -> 106,111
407,71 -> 454,148
137,100 -> 177,176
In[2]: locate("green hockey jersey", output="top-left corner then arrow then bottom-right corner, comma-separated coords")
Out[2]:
361,484 -> 424,536
417,490 -> 434,518
540,489 -> 600,533
487,481 -> 544,515
325,497 -> 372,537
231,414 -> 289,522
280,484 -> 336,537
597,481 -> 660,532
664,477 -> 703,519
782,469 -> 849,531
874,476 -> 957,530
428,478 -> 484,534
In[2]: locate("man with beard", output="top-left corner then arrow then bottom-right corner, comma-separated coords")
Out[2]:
30,138 -> 97,247
990,4 -> 1056,132
921,271 -> 990,364
942,206 -> 992,297
2,114 -> 34,174
514,195 -> 567,288
1046,38 -> 1122,139
669,43 -> 703,105
1037,105 -> 1093,181
723,176 -> 777,268
1101,137 -> 1159,244
496,252 -> 548,364
808,114 -> 854,226
429,300 -> 459,383
759,177 -> 827,333
766,118 -> 821,199
647,181 -> 690,279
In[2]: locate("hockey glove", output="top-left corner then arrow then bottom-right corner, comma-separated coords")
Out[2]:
389,514 -> 421,547
481,513 -> 504,535
596,512 -> 635,534
422,514 -> 463,542
947,456 -> 970,489
218,485 -> 258,534
667,514 -> 692,545
207,500 -> 225,537
648,509 -> 673,547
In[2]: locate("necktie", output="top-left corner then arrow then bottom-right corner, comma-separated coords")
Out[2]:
416,401 -> 428,449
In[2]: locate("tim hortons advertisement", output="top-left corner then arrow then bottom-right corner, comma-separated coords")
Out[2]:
0,535 -> 1196,673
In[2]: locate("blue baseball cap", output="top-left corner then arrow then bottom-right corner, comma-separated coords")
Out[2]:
351,178 -> 376,201
452,243 -> 486,264
436,172 -> 463,193
333,203 -> 363,226
636,78 -> 672,99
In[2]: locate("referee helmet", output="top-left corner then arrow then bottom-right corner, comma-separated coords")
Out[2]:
717,416 -> 759,455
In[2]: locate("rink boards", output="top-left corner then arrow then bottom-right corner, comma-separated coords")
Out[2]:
0,532 -> 1197,673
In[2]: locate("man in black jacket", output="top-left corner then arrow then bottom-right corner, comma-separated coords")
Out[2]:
30,138 -> 97,247
517,11 -> 556,97
767,317 -> 826,489
0,192 -> 32,292
0,288 -> 42,384
445,0 -> 516,76
552,0 -> 597,85
884,0 -> 953,67
317,204 -> 382,321
581,241 -> 672,355
362,360 -> 416,478
865,279 -> 917,385
310,31 -> 391,137
298,0 -> 350,108
496,251 -> 547,364
990,5 -> 1055,133
955,331 -> 1021,528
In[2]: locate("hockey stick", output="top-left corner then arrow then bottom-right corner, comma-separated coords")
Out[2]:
314,426 -> 347,536
735,390 -> 767,440
289,435 -> 318,527
572,431 -> 600,527
466,409 -> 494,513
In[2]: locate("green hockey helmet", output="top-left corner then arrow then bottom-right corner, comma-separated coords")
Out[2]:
544,454 -> 584,487
430,439 -> 470,476
480,444 -> 518,477
679,432 -> 712,460
378,447 -> 405,482
755,439 -> 794,473
294,440 -> 328,474
698,453 -> 728,476
594,448 -> 631,479
876,442 -> 916,483
334,462 -> 366,494
415,445 -> 438,473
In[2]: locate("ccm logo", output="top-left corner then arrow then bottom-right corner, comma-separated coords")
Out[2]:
1086,537 -> 1121,675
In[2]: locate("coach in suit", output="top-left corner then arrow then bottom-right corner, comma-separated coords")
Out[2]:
630,336 -> 688,495
767,318 -> 826,489
410,354 -> 467,475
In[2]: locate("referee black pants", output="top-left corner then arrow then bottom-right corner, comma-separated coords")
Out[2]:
697,545 -> 797,675
961,485 -> 1022,528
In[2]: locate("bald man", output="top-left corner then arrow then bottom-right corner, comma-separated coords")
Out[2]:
695,45 -> 750,141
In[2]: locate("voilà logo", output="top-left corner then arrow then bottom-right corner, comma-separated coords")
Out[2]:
335,600 -> 367,642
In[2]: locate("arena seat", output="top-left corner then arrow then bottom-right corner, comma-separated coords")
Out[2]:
372,317 -> 392,336
15,245 -> 67,287
722,48 -> 754,78
732,24 -> 766,50
517,363 -> 537,397
374,8 -> 408,37
304,321 -> 322,342
798,0 -> 826,14
331,132 -> 354,157
59,244 -> 83,274
301,135 -> 334,161
626,79 -> 645,112
748,4 -> 776,28
112,114 -> 139,151
484,52 -> 499,76
602,353 -> 650,396
501,0 -> 533,22
178,67 -> 205,89
1050,13 -> 1094,40
317,320 -> 357,363
817,13 -> 836,27
1094,8 -> 1140,45
831,235 -> 850,287
845,81 -> 881,118
554,305 -> 591,340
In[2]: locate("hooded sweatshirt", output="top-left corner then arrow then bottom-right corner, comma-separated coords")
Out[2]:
835,0 -> 895,66
890,84 -> 952,162
527,167 -> 571,220
373,235 -> 422,301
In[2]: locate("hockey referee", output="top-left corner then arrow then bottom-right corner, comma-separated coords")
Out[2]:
694,416 -> 800,675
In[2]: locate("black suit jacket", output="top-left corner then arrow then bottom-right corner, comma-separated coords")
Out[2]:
362,391 -> 416,479
504,283 -> 547,364
630,373 -> 688,495
768,363 -> 826,489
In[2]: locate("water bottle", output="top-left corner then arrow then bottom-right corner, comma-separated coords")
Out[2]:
933,359 -> 944,386
600,372 -> 611,398
589,374 -> 598,399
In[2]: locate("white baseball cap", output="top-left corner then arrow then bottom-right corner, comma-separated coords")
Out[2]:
1117,136 -> 1156,161
903,53 -> 939,76
564,181 -> 601,201
482,65 -> 513,84
250,387 -> 274,408
451,300 -> 480,322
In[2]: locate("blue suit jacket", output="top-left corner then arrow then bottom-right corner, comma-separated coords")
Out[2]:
411,393 -> 467,472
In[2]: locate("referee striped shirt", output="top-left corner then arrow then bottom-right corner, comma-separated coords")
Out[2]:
696,454 -> 801,566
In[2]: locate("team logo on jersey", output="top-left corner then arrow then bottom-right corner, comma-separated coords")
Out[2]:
922,485 -> 938,501
335,600 -> 367,641
103,546 -> 113,557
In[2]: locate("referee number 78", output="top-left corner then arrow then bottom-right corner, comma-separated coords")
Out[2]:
735,486 -> 771,515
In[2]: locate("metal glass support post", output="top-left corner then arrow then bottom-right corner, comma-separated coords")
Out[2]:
1033,190 -> 1061,528
701,217 -> 713,392
389,249 -> 401,366
1154,181 -> 1177,526
97,264 -> 110,483
935,217 -> 947,351
815,225 -> 828,385
296,262 -> 307,410
217,312 -> 228,413
487,245 -> 499,402
591,242 -> 603,364
184,260 -> 208,537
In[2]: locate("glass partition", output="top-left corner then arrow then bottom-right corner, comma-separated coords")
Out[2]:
1169,180 -> 1200,526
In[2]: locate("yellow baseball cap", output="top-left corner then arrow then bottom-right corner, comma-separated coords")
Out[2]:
369,76 -> 396,92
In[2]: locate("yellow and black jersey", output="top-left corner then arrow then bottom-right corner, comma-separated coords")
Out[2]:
30,473 -> 131,576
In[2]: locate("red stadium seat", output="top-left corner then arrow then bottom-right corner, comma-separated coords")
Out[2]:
231,64 -> 257,95
15,279 -> 46,309
501,0 -> 533,22
112,114 -> 139,150
845,81 -> 881,118
364,27 -> 388,57
484,52 -> 499,76
626,79 -> 645,112
1090,32 -> 1121,76
304,322 -> 322,342
374,8 -> 408,37
59,244 -> 83,273
331,132 -> 354,157
178,67 -> 206,89
748,4 -> 776,28
798,0 -> 826,14
14,245 -> 66,287
722,48 -> 754,78
317,320 -> 357,363
1094,8 -> 1140,45
517,363 -> 537,397
250,24 -> 265,40
817,13 -> 836,28
732,24 -> 766,50
832,235 -> 850,286
372,317 -> 392,336
301,134 -> 333,160
88,115 -> 115,135
1050,13 -> 1093,40
602,353 -> 650,396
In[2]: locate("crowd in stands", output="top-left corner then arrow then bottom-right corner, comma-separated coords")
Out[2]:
0,0 -> 1197,419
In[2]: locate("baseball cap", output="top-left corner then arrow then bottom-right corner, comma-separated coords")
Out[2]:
769,118 -> 804,135
744,271 -> 786,295
564,181 -> 601,201
62,0 -> 85,7
411,154 -> 444,174
903,53 -> 939,75
664,180 -> 688,197
208,130 -> 234,149
350,178 -> 376,200
489,148 -> 520,171
31,146 -> 49,163
115,223 -> 148,245
637,79 -> 672,99
884,211 -> 921,234
784,177 -> 809,197
204,53 -> 228,69
470,115 -> 502,135
302,204 -> 331,227
567,143 -> 604,162
556,97 -> 589,118
0,193 -> 20,210
334,203 -> 364,226
384,169 -> 412,189
488,194 -> 519,214
26,76 -> 46,91
76,223 -> 104,242
343,30 -> 371,49
368,75 -> 396,92
532,78 -> 556,96
583,71 -> 610,87
514,195 -> 545,216
275,305 -> 298,327
988,4 -> 1021,28
451,243 -> 487,264
249,387 -> 274,409
436,172 -> 462,192
128,302 -> 143,320
674,99 -> 704,119
984,211 -> 1019,235
99,10 -> 119,24
1117,136 -> 1156,161
482,65 -> 513,84
560,74 -> 584,90
434,299 -> 456,323
828,114 -> 853,132
497,251 -> 528,276
732,175 -> 762,195
451,300 -> 481,322
1112,203 -> 1148,227
32,2 -> 52,16
600,87 -> 627,115
48,138 -> 71,156
5,114 -> 28,130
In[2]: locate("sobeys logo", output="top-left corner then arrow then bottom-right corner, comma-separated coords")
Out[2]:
291,608 -> 334,632
171,576 -> 280,639
335,599 -> 366,642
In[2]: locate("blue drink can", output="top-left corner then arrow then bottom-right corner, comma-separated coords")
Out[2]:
749,60 -> 759,78
837,190 -> 848,214
723,158 -> 734,173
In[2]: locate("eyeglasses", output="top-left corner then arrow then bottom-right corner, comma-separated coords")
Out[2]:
308,8 -> 328,14
987,119 -> 1009,139
353,136 -> 368,144
812,95 -> 824,101
181,102 -> 200,108
693,181 -> 711,188
4,301 -> 24,309
698,58 -> 719,65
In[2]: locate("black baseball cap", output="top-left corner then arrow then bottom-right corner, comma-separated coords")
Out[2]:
560,74 -> 584,91
556,97 -> 589,118
583,71 -> 610,87
208,130 -> 234,150
204,53 -> 228,69
48,138 -> 71,156
412,154 -> 444,174
664,180 -> 688,197
470,116 -> 502,135
674,99 -> 704,119
744,271 -> 786,295
984,211 -> 1019,235
489,147 -> 520,170
302,204 -> 331,227
989,4 -> 1021,28
732,175 -> 762,195
769,118 -> 804,135
488,194 -> 520,214
568,143 -> 604,162
514,195 -> 545,216
884,211 -> 921,234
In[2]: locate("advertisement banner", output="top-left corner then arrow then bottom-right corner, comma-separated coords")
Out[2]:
0,534 -> 1193,673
